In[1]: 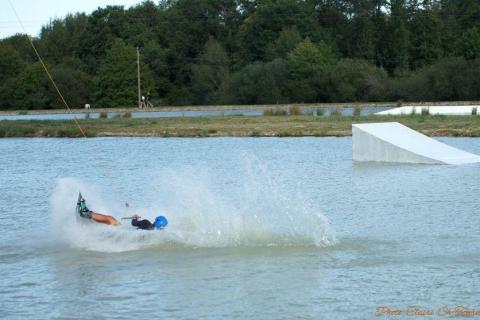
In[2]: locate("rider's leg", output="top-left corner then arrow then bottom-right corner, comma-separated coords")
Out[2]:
91,212 -> 120,225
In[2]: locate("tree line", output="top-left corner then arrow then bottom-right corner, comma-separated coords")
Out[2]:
0,0 -> 479,110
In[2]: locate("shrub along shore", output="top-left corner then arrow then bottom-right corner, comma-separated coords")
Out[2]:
1,115 -> 479,138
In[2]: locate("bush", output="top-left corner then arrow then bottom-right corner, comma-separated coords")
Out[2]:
289,105 -> 302,115
227,59 -> 289,105
391,57 -> 480,102
263,108 -> 287,116
353,105 -> 362,116
327,59 -> 388,102
330,107 -> 341,116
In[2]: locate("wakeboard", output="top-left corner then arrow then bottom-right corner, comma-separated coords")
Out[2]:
76,192 -> 92,222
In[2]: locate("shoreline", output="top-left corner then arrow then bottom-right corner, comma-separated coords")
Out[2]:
1,115 -> 479,138
0,102 -> 394,116
1,101 -> 480,116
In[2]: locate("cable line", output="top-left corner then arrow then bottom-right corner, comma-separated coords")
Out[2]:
7,0 -> 133,210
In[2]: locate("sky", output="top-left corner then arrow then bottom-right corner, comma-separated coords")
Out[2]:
0,0 -> 143,39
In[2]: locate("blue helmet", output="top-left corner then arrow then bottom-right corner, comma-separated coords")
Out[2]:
153,216 -> 168,229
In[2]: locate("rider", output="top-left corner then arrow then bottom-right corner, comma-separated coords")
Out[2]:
131,214 -> 168,230
77,197 -> 120,225
131,214 -> 153,230
77,193 -> 168,229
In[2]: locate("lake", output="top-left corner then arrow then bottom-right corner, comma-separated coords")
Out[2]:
0,106 -> 389,121
1,137 -> 479,319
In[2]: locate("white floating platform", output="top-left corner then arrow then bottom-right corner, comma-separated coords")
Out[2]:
375,105 -> 480,116
352,122 -> 480,165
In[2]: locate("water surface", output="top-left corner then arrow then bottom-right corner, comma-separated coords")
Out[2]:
1,137 -> 479,319
0,106 -> 389,121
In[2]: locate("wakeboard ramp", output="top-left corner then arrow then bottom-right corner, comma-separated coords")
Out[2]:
352,122 -> 480,165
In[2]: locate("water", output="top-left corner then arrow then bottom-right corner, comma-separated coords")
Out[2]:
1,137 -> 479,319
0,106 -> 388,121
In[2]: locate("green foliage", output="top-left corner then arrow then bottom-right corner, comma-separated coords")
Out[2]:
191,38 -> 230,105
265,26 -> 302,61
1,34 -> 36,63
13,63 -> 54,109
77,6 -> 128,70
143,40 -> 170,100
238,0 -> 321,62
330,107 -> 341,116
408,7 -> 443,69
378,0 -> 410,74
459,27 -> 480,60
39,14 -> 88,64
287,38 -> 336,102
1,0 -> 480,109
390,57 -> 480,101
94,39 -> 154,107
289,105 -> 301,115
228,58 -> 289,104
342,0 -> 377,61
51,63 -> 92,107
264,108 -> 287,116
0,44 -> 24,82
327,59 -> 388,102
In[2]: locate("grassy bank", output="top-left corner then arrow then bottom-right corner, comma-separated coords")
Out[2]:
1,115 -> 480,138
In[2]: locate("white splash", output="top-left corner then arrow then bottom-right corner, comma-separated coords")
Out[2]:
50,159 -> 336,252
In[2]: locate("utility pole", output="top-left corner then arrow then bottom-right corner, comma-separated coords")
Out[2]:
137,47 -> 141,108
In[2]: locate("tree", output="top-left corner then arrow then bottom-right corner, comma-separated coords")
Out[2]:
391,57 -> 480,102
161,0 -> 237,87
123,1 -> 163,46
0,34 -> 36,63
227,58 -> 289,104
327,59 -> 388,102
0,44 -> 24,83
408,4 -> 443,69
459,27 -> 480,60
93,39 -> 154,107
77,6 -> 127,72
239,0 -> 322,62
143,40 -> 171,103
343,0 -> 377,62
311,0 -> 348,53
3,0 -> 480,110
51,61 -> 92,107
12,63 -> 54,109
265,26 -> 302,60
191,38 -> 230,104
38,14 -> 88,64
287,38 -> 336,102
377,0 -> 409,74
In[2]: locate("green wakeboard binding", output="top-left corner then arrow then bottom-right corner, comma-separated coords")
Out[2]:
76,192 -> 92,219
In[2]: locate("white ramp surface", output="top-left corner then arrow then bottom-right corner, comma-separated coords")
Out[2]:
352,122 -> 480,165
375,105 -> 480,116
